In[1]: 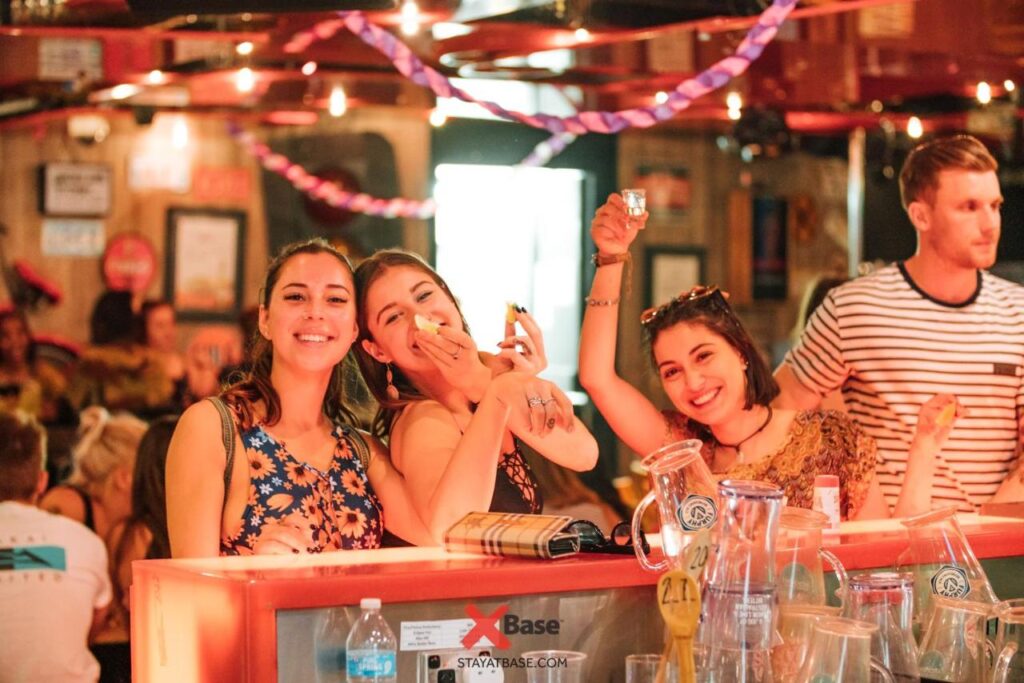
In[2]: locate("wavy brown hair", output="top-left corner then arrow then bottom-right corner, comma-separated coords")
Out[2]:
353,249 -> 470,440
220,238 -> 361,429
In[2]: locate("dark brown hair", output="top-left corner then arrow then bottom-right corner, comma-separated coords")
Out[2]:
353,249 -> 470,439
642,288 -> 779,411
134,299 -> 174,346
221,238 -> 360,429
899,134 -> 998,209
0,412 -> 45,501
0,308 -> 36,366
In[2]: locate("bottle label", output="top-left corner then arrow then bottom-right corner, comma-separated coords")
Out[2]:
930,564 -> 971,599
676,494 -> 718,531
346,650 -> 397,677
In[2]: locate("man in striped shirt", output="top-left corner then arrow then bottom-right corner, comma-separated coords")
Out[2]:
777,135 -> 1024,513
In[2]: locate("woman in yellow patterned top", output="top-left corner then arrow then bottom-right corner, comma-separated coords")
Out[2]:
579,194 -> 958,519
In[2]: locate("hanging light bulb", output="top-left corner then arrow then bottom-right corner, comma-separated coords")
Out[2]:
907,116 -> 923,139
171,116 -> 189,149
655,91 -> 669,105
145,70 -> 165,85
977,81 -> 992,105
400,0 -> 420,36
1004,79 -> 1016,93
329,85 -> 348,117
301,61 -> 318,77
574,28 -> 591,41
235,41 -> 254,56
235,67 -> 256,93
726,91 -> 742,121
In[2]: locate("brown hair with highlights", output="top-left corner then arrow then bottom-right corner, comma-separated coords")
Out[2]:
899,134 -> 998,209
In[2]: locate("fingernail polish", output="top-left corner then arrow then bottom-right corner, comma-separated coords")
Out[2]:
515,304 -> 525,313
292,548 -> 300,554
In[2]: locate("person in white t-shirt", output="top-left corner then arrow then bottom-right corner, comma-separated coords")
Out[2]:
778,134 -> 1024,513
0,412 -> 112,683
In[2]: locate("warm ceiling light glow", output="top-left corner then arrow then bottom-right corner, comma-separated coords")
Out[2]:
329,85 -> 348,117
1005,79 -> 1016,93
977,81 -> 992,104
235,67 -> 256,93
727,108 -> 742,121
110,84 -> 141,100
301,61 -> 318,76
145,70 -> 165,85
869,100 -> 884,113
400,0 -> 420,36
907,116 -> 923,139
429,108 -> 447,127
726,91 -> 743,110
236,41 -> 254,56
171,116 -> 189,149
574,28 -> 591,41
655,91 -> 669,105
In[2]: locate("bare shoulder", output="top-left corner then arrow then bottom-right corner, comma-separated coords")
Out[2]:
168,399 -> 226,468
39,485 -> 87,523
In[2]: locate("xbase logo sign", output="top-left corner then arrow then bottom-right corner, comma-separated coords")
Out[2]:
461,604 -> 561,649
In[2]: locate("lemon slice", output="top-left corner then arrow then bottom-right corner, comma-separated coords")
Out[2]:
936,402 -> 957,427
506,301 -> 517,325
414,314 -> 440,334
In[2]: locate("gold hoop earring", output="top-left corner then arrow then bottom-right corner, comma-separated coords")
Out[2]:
385,363 -> 400,401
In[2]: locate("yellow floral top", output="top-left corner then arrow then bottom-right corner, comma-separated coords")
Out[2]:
664,409 -> 876,519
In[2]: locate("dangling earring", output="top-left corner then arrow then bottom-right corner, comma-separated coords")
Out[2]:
385,363 -> 400,401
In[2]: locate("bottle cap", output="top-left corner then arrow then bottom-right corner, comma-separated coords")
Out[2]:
814,474 -> 839,488
360,597 -> 382,610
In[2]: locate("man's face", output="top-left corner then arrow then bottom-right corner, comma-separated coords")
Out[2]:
912,169 -> 1002,270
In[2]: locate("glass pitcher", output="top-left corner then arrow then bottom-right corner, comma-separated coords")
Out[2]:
775,507 -> 848,607
916,596 -> 994,683
631,439 -> 718,573
697,480 -> 785,683
993,598 -> 1024,683
795,617 -> 896,682
842,572 -> 920,682
899,507 -> 998,626
771,604 -> 841,680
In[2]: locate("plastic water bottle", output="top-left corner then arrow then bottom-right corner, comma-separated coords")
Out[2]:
345,598 -> 397,683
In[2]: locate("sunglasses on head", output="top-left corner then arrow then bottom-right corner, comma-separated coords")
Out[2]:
640,285 -> 729,326
565,519 -> 650,556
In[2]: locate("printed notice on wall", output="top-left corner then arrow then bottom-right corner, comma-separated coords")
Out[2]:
41,218 -> 105,257
399,619 -> 475,651
39,38 -> 103,82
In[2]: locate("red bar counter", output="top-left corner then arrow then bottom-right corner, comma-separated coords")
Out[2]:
131,515 -> 1024,682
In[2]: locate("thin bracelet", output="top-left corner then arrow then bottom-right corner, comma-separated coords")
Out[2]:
584,296 -> 620,306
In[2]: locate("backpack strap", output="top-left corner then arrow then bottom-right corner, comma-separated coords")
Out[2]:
207,396 -> 237,497
345,426 -> 372,473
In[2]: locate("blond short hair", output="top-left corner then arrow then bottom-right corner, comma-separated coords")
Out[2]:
69,406 -> 147,494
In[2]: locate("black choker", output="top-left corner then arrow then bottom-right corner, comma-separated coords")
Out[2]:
716,406 -> 773,455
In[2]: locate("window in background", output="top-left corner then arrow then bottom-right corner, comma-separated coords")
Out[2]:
433,163 -> 585,393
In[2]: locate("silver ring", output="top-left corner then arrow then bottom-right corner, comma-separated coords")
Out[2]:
527,396 -> 544,407
541,398 -> 556,405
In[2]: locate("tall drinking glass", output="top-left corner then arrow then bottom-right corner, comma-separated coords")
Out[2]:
795,617 -> 895,682
697,480 -> 785,683
631,440 -> 718,573
842,572 -> 920,682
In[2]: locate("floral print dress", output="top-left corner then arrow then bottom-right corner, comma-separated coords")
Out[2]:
220,422 -> 383,555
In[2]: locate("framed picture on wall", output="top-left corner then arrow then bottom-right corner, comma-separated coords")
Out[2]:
645,246 -> 706,309
165,207 -> 246,321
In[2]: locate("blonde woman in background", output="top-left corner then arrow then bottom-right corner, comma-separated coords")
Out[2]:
40,406 -> 146,683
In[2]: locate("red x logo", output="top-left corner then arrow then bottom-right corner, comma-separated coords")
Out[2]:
462,604 -> 510,649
